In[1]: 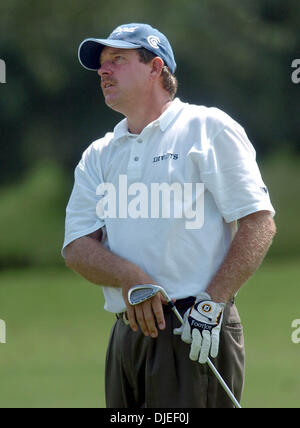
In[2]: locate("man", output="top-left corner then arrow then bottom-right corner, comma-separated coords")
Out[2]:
62,23 -> 276,408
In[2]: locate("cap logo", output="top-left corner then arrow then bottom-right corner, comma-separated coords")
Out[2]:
147,35 -> 160,49
113,26 -> 139,35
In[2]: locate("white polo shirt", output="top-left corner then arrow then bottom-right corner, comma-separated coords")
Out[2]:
62,98 -> 275,313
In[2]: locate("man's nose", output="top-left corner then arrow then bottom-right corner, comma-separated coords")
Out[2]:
98,61 -> 113,77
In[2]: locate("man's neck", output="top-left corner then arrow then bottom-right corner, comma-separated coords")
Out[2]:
126,98 -> 173,135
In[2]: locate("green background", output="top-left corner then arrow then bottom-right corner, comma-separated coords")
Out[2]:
0,0 -> 299,408
1,259 -> 299,408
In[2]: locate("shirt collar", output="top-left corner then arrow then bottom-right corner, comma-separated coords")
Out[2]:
112,97 -> 184,144
158,97 -> 184,132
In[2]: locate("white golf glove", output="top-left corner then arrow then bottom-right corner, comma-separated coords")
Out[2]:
173,292 -> 225,364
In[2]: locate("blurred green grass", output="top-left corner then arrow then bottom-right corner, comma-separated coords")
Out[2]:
238,258 -> 300,408
0,267 -> 114,408
0,260 -> 299,408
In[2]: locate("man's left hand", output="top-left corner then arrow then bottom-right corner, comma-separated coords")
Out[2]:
173,292 -> 225,363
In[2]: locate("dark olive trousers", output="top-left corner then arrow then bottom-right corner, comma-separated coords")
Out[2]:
105,301 -> 245,408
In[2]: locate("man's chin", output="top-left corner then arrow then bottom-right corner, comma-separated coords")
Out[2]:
105,97 -> 123,114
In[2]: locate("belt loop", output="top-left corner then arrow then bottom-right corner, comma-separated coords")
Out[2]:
116,312 -> 130,325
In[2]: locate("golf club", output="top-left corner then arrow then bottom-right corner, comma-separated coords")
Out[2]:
128,284 -> 242,409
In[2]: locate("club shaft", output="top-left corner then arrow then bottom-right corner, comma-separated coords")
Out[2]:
171,304 -> 242,409
206,358 -> 242,408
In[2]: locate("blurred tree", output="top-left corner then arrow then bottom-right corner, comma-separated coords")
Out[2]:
0,0 -> 299,186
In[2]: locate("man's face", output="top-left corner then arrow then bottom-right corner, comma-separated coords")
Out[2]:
98,47 -> 151,113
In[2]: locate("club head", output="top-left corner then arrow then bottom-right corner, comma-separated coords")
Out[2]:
128,284 -> 166,306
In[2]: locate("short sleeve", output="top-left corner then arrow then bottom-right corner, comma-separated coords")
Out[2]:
200,121 -> 275,222
62,145 -> 105,257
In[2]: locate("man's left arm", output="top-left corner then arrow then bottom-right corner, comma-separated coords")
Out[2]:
205,210 -> 276,303
174,210 -> 276,363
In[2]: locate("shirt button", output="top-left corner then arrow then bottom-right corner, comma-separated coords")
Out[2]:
134,156 -> 139,161
137,138 -> 143,143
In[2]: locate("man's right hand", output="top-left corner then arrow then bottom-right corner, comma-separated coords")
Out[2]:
122,281 -> 166,338
66,234 -> 166,337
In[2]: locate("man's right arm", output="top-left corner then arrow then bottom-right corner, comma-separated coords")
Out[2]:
65,230 -> 166,337
65,229 -> 143,288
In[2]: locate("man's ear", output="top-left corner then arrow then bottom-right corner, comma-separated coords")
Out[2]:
149,57 -> 164,80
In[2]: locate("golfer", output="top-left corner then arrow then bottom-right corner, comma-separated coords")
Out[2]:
62,23 -> 276,408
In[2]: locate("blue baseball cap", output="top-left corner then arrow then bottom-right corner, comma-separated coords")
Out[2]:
78,23 -> 176,74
